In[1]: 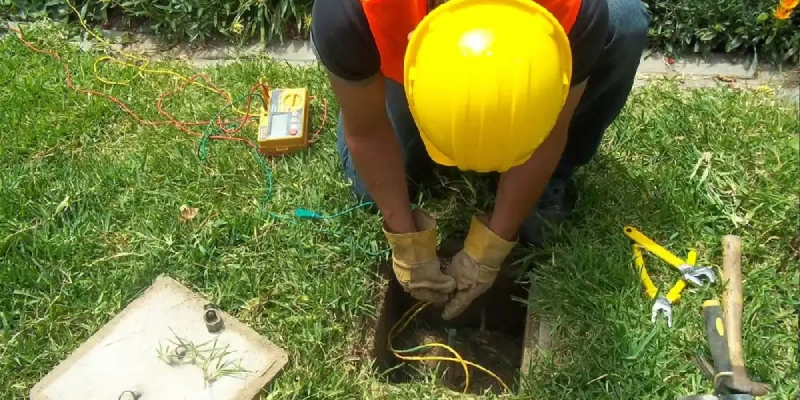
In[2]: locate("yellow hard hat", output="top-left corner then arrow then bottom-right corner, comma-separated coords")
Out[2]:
404,0 -> 573,173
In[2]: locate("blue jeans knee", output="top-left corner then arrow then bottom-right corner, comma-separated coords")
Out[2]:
606,0 -> 651,60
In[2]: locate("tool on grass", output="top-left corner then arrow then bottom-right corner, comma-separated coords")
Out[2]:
632,243 -> 698,327
679,302 -> 754,400
624,226 -> 716,286
678,394 -> 755,399
719,235 -> 772,396
257,87 -> 311,156
679,235 -> 771,400
702,299 -> 736,393
626,225 -> 713,328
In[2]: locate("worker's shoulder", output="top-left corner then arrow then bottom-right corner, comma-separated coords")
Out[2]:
310,0 -> 381,82
566,0 -> 609,84
567,0 -> 609,48
311,0 -> 368,28
571,0 -> 609,34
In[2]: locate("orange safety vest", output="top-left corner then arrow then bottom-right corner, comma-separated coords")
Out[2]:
360,0 -> 582,83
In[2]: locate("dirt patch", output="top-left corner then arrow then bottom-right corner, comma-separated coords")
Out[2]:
369,238 -> 529,396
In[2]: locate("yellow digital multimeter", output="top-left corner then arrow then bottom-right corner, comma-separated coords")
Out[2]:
257,88 -> 310,155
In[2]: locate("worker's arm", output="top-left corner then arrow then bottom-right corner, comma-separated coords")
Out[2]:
485,0 -> 609,241
310,0 -> 416,233
488,81 -> 588,240
327,73 -> 417,233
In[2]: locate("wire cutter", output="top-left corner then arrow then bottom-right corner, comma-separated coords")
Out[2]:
624,226 -> 717,327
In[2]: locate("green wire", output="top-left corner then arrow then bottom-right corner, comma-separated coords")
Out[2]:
197,91 -> 389,257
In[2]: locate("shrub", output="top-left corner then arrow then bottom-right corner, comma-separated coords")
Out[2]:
2,0 -> 798,63
643,0 -> 799,63
2,0 -> 313,43
2,0 -> 108,23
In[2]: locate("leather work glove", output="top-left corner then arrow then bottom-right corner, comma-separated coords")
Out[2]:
383,209 -> 456,304
442,214 -> 517,320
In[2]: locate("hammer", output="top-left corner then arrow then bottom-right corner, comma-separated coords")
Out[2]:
720,235 -> 772,396
681,236 -> 772,400
679,395 -> 756,400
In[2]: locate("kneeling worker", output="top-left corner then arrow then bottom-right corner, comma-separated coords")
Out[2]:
310,0 -> 650,319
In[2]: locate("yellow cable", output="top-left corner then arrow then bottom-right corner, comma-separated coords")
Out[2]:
63,0 -> 256,117
388,301 -> 510,394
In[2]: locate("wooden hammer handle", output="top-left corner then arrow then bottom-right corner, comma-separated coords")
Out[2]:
722,235 -> 745,369
722,235 -> 772,396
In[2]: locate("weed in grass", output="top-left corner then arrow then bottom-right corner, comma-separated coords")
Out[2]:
156,329 -> 250,385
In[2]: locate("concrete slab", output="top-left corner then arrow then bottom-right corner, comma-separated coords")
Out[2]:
264,40 -> 316,63
190,59 -> 236,68
638,51 -> 758,79
30,275 -> 288,400
634,73 -> 800,103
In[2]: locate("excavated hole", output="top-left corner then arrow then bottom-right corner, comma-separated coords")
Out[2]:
370,238 -> 529,396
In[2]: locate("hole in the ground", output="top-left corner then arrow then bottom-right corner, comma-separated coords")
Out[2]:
371,238 -> 529,396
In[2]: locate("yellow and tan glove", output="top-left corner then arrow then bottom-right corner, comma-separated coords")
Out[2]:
383,209 -> 456,304
442,213 -> 516,320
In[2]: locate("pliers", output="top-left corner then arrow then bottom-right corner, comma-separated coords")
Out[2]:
624,226 -> 717,327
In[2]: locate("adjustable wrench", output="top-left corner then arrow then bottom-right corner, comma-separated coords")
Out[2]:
633,244 -> 697,327
624,226 -> 716,286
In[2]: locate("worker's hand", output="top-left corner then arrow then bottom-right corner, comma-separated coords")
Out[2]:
383,209 -> 456,304
442,214 -> 516,320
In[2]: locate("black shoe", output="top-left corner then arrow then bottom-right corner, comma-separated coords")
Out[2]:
519,177 -> 578,247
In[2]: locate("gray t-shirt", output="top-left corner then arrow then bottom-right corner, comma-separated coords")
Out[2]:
310,0 -> 610,86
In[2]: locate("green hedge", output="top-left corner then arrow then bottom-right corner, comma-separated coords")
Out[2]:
643,0 -> 799,63
2,0 -> 798,63
2,0 -> 314,43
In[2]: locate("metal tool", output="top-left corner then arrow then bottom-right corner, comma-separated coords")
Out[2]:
679,394 -> 754,400
204,303 -> 225,333
679,300 -> 755,400
677,299 -> 738,400
703,299 -> 735,392
624,226 -> 716,286
719,235 -> 772,396
679,236 -> 772,400
631,242 -> 698,328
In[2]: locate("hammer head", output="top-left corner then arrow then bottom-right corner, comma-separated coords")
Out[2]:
728,373 -> 773,397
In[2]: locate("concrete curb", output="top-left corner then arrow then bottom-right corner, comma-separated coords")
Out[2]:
108,32 -> 800,103
122,34 -> 798,85
4,21 -> 798,101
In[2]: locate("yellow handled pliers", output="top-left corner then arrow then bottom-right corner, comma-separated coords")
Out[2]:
625,226 -> 716,328
632,243 -> 696,327
624,226 -> 716,286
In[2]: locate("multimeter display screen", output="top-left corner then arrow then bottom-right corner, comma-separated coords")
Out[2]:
270,114 -> 290,138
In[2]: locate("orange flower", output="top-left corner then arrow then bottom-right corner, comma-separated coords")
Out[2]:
774,5 -> 793,19
780,0 -> 798,9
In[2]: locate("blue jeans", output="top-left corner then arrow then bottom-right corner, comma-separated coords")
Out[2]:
337,0 -> 651,211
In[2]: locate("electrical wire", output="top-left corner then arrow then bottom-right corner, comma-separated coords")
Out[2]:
64,0 -> 254,117
389,301 -> 511,394
10,26 -> 262,143
10,24 -> 388,257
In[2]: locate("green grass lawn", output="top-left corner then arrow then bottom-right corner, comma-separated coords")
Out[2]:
1,23 -> 798,399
